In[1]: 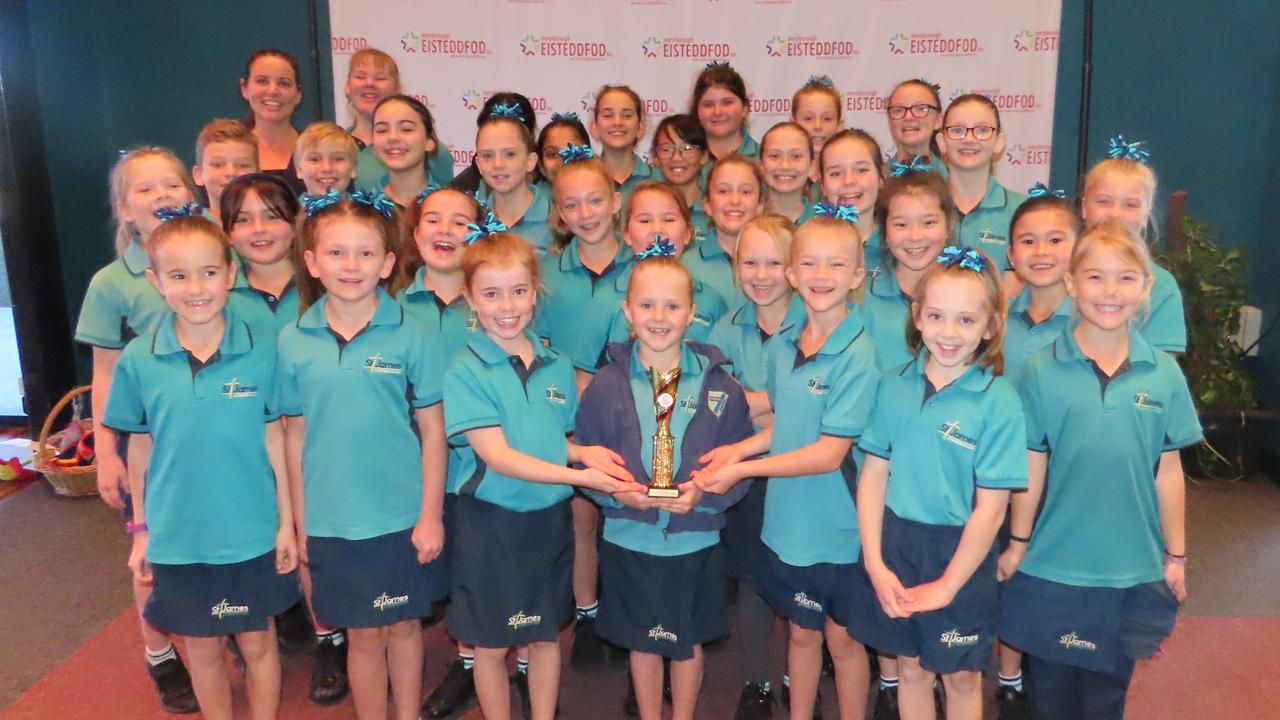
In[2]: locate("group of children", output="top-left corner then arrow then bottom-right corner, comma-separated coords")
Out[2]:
73,46 -> 1198,720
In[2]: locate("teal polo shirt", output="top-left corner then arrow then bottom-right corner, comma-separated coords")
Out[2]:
601,343 -> 720,556
698,130 -> 761,188
617,155 -> 656,208
955,177 -> 1026,271
862,226 -> 886,277
1015,326 -> 1202,588
103,309 -> 281,565
275,288 -> 444,540
762,306 -> 880,566
353,141 -> 455,194
476,181 -> 555,257
227,268 -> 299,340
605,264 -> 727,347
709,295 -> 807,394
683,229 -> 740,307
537,238 -> 634,372
1143,264 -> 1187,353
860,354 -> 1027,527
396,267 -> 479,361
75,237 -> 168,349
443,330 -> 578,511
690,196 -> 712,238
862,266 -> 915,372
1004,289 -> 1073,383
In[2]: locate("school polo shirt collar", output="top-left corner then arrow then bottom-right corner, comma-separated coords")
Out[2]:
475,182 -> 550,227
694,229 -> 728,261
869,263 -> 908,301
558,237 -> 633,273
468,328 -> 556,367
898,350 -> 995,394
1053,321 -> 1158,370
297,287 -> 403,331
122,236 -> 150,275
403,267 -> 466,307
1008,287 -> 1074,327
151,308 -> 254,358
736,131 -> 759,157
959,177 -> 1011,219
729,294 -> 806,335
624,341 -> 708,384
787,304 -> 865,367
626,155 -> 655,184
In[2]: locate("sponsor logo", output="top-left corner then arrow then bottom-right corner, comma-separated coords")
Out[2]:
364,354 -> 403,374
806,377 -> 830,395
891,32 -> 982,57
1059,632 -> 1098,652
938,420 -> 977,450
545,384 -> 568,405
211,599 -> 250,620
403,32 -> 490,58
641,37 -> 733,60
221,378 -> 258,399
939,629 -> 980,647
767,35 -> 857,59
447,143 -> 476,167
331,35 -> 368,55
462,89 -> 485,111
648,624 -> 679,643
1014,29 -> 1060,53
889,32 -> 909,55
1005,144 -> 1052,166
748,92 -> 791,115
706,390 -> 728,418
1133,391 -> 1164,412
793,592 -> 823,611
845,90 -> 888,113
373,592 -> 410,611
508,611 -> 543,629
520,34 -> 610,60
952,88 -> 1039,113
580,90 -> 598,111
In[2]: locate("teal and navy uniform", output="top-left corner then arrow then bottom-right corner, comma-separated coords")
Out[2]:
856,353 -> 1027,671
862,265 -> 915,372
861,226 -> 886,277
1004,289 -> 1074,383
604,263 -> 727,349
954,177 -> 1026,271
103,308 -> 298,635
613,154 -> 656,207
537,238 -> 634,372
699,130 -> 760,188
683,229 -> 740,307
353,139 -> 455,194
1143,264 -> 1187,353
75,237 -> 168,349
227,267 -> 299,340
476,181 -> 555,258
690,196 -> 712,238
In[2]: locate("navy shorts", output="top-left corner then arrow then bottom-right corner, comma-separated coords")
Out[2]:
848,511 -> 997,674
446,495 -> 574,648
596,541 -> 728,660
145,550 -> 300,637
722,479 -> 767,585
759,547 -> 869,632
1000,571 -> 1178,674
440,493 -> 458,587
307,527 -> 446,629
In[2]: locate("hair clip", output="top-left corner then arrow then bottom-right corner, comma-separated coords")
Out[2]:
889,155 -> 933,177
637,235 -> 677,260
704,60 -> 733,71
301,188 -> 344,217
1027,182 -> 1067,199
807,75 -> 834,88
812,201 -> 860,224
558,144 -> 595,164
917,77 -> 942,94
937,244 -> 988,273
464,211 -> 508,245
551,111 -> 580,122
350,188 -> 397,221
153,203 -> 204,223
490,102 -> 526,122
416,183 -> 443,204
1107,135 -> 1150,163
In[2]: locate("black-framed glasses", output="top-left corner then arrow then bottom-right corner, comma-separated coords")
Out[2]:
943,125 -> 996,141
655,143 -> 702,159
887,103 -> 938,119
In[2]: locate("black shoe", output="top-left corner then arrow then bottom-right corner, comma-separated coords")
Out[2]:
996,685 -> 1027,720
421,658 -> 476,719
733,682 -> 775,720
780,684 -> 823,720
513,670 -> 532,720
569,615 -> 606,669
309,633 -> 349,706
274,601 -> 315,655
873,684 -> 899,720
147,656 -> 199,714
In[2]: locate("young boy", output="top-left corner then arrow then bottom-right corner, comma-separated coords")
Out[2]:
193,119 -> 259,223
295,121 -> 359,196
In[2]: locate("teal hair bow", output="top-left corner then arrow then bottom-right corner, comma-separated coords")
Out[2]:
938,244 -> 987,273
464,211 -> 508,245
705,60 -> 733,71
808,75 -> 834,88
890,155 -> 932,177
551,111 -> 580,122
301,188 -> 343,217
1027,182 -> 1066,199
1107,135 -> 1149,163
350,188 -> 397,221
812,201 -> 860,224
637,235 -> 677,260
558,144 -> 595,164
491,102 -> 526,122
416,183 -> 443,204
153,203 -> 204,222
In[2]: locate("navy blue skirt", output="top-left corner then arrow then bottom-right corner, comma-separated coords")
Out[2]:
1000,571 -> 1178,674
307,527 -> 446,629
722,479 -> 767,585
145,550 -> 300,637
759,547 -> 870,632
597,541 -> 728,660
446,495 -> 574,648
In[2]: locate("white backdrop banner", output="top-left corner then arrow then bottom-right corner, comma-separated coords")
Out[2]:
328,0 -> 1061,189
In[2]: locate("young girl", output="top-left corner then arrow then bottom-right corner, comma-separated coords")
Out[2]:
1002,191 -> 1080,382
442,232 -> 635,720
107,216 -> 299,720
76,147 -> 198,714
240,49 -> 305,195
1080,144 -> 1187,353
691,62 -> 759,166
689,154 -> 766,304
591,85 -> 655,204
575,252 -> 754,720
864,171 -> 956,372
373,95 -> 437,208
650,114 -> 711,235
537,111 -> 590,186
791,75 -> 843,160
707,215 -> 808,718
347,49 -> 454,191
452,92 -> 539,195
761,122 -> 817,223
693,215 -> 879,720
278,194 -> 447,720
818,129 -> 886,275
475,110 -> 554,257
999,221 -> 1199,720
607,181 -> 728,349
856,245 -> 1027,720
222,173 -> 302,338
885,79 -> 946,178
936,94 -> 1026,271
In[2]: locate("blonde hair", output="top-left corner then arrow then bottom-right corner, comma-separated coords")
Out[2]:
195,119 -> 258,165
1083,158 -> 1158,239
148,216 -> 232,269
793,216 -> 865,303
628,256 -> 694,304
735,213 -> 796,267
109,147 -> 197,255
791,77 -> 843,122
346,49 -> 401,122
1069,219 -> 1153,327
907,248 -> 1006,375
552,158 -> 619,253
294,121 -> 359,166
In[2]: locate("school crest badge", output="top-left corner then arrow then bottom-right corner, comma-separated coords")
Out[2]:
706,390 -> 728,418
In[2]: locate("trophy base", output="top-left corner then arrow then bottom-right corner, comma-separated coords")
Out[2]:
646,486 -> 680,498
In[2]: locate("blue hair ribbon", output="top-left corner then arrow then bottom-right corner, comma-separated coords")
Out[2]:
918,77 -> 942,94
937,244 -> 988,273
558,144 -> 595,164
464,211 -> 508,245
416,183 -> 443,204
1107,135 -> 1150,163
491,102 -> 526,122
807,75 -> 834,88
705,60 -> 733,71
551,111 -> 580,122
301,188 -> 343,217
636,235 -> 677,260
1027,182 -> 1067,199
153,203 -> 204,222
350,188 -> 397,221
889,155 -> 932,177
812,201 -> 860,224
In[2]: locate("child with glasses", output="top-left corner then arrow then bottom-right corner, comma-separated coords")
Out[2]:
651,114 -> 712,236
885,79 -> 947,178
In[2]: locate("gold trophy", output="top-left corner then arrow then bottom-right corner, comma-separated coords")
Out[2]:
647,367 -> 682,498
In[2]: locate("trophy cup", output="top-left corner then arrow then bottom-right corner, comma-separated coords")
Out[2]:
647,367 -> 682,498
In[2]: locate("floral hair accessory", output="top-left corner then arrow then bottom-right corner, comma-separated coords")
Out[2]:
464,211 -> 508,245
416,183 -> 443,204
807,75 -> 834,88
812,201 -> 860,224
301,188 -> 344,217
889,155 -> 932,177
705,60 -> 733,71
551,111 -> 580,122
350,188 -> 397,221
1027,182 -> 1067,199
1107,135 -> 1150,163
637,235 -> 677,259
558,144 -> 595,164
490,102 -> 526,122
937,244 -> 988,273
153,203 -> 204,222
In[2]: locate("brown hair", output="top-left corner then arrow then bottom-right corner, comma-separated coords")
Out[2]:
195,119 -> 258,165
240,49 -> 301,129
1010,194 -> 1081,240
819,128 -> 885,178
706,153 -> 768,206
907,247 -> 1006,374
626,180 -> 693,231
109,147 -> 197,255
791,76 -> 843,122
477,115 -> 536,153
761,121 -> 814,162
875,171 -> 958,240
394,187 -> 482,291
148,216 -> 233,268
220,172 -> 301,235
297,198 -> 399,310
888,79 -> 944,158
943,93 -> 1002,131
595,85 -> 645,124
461,232 -> 541,293
689,63 -> 749,127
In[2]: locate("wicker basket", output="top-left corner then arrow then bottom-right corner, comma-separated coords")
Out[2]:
33,386 -> 99,497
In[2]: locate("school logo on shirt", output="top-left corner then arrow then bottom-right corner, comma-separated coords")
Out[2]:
363,353 -> 404,374
465,315 -> 480,332
210,599 -> 250,620
706,390 -> 728,418
372,592 -> 410,611
545,384 -> 568,405
976,229 -> 1007,246
221,378 -> 258,399
1058,632 -> 1098,652
939,629 -> 980,648
678,394 -> 699,413
692,312 -> 712,327
806,376 -> 830,395
938,421 -> 977,450
508,611 -> 543,629
648,625 -> 679,643
1132,391 -> 1164,412
793,592 -> 823,612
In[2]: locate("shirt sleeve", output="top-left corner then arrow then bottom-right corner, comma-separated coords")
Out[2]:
259,345 -> 283,422
820,342 -> 880,438
559,360 -> 579,435
1161,359 -> 1204,450
273,330 -> 303,417
407,325 -> 444,408
974,382 -> 1029,489
101,343 -> 148,433
857,379 -> 895,460
572,372 -> 620,509
1141,268 -> 1188,353
1015,358 -> 1049,452
74,268 -> 127,348
443,358 -> 501,439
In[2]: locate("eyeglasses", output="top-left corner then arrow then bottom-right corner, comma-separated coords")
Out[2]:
655,143 -> 702,159
943,125 -> 997,141
887,104 -> 939,119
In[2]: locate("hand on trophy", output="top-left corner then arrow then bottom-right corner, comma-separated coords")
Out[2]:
577,444 -> 635,484
650,481 -> 704,515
